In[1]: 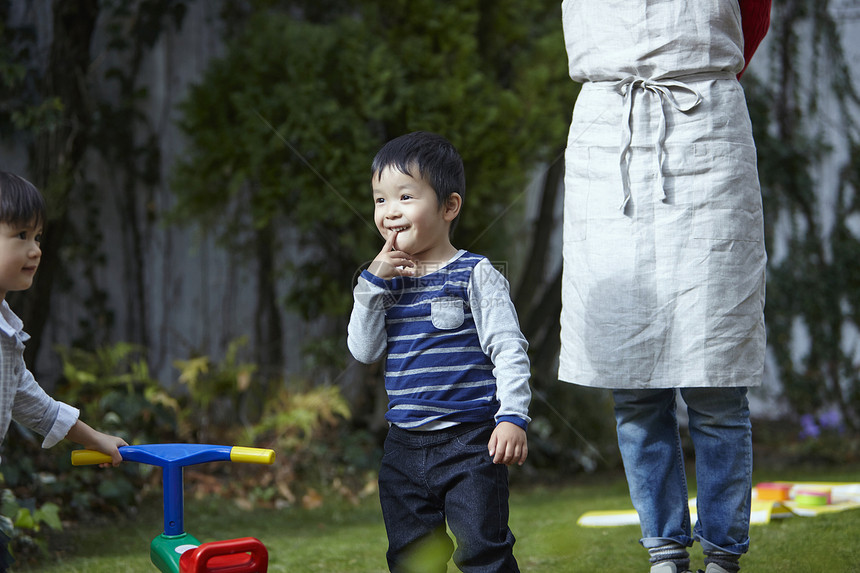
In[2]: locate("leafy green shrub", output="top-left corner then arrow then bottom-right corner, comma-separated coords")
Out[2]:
55,342 -> 180,445
172,337 -> 259,444
240,383 -> 380,507
0,484 -> 62,564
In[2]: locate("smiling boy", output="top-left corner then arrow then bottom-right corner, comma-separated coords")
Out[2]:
0,171 -> 126,569
348,131 -> 531,572
0,172 -> 127,462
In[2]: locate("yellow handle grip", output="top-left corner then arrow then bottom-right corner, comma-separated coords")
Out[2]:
72,450 -> 114,466
230,447 -> 276,465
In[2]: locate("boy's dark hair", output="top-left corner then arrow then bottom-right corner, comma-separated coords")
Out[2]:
0,172 -> 46,228
371,131 -> 465,229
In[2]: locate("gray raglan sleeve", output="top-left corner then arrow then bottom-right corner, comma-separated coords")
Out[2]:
347,270 -> 390,364
469,258 -> 531,429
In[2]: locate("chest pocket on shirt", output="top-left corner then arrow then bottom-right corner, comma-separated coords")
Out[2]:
431,296 -> 465,330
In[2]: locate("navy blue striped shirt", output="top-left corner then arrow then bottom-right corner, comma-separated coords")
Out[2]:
348,251 -> 531,430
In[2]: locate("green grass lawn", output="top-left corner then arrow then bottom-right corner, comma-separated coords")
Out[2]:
19,464 -> 860,572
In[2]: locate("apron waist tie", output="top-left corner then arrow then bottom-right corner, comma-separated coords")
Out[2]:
612,72 -> 733,211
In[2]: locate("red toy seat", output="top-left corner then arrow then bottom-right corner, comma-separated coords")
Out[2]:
179,537 -> 268,573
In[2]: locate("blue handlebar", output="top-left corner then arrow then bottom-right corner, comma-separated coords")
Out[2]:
112,443 -> 235,467
73,444 -> 275,537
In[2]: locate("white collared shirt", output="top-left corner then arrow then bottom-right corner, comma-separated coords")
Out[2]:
0,300 -> 78,463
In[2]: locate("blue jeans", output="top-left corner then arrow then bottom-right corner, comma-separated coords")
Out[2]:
378,422 -> 519,573
612,387 -> 752,555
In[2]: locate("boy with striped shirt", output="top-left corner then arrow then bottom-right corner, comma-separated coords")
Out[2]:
348,131 -> 531,572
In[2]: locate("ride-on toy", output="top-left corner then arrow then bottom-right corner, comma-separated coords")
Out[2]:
72,444 -> 275,573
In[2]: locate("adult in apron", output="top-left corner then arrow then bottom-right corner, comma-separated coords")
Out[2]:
559,2 -> 770,572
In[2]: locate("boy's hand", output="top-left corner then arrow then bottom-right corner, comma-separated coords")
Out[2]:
488,421 -> 528,466
66,420 -> 128,467
367,231 -> 415,280
89,432 -> 128,467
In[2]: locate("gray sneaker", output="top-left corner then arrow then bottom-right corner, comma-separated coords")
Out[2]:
697,565 -> 731,573
651,562 -> 692,573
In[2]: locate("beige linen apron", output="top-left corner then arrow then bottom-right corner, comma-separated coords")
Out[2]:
558,0 -> 766,389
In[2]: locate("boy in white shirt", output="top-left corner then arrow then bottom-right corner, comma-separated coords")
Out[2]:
0,171 -> 126,569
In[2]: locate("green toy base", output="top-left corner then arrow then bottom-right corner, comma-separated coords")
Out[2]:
150,532 -> 202,573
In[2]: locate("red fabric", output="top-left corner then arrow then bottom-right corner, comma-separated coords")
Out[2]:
738,0 -> 772,77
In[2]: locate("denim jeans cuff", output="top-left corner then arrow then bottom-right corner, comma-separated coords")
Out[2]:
640,535 -> 694,550
694,533 -> 749,555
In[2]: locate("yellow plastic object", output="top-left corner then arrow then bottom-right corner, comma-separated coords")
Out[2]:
71,449 -> 113,466
230,446 -> 276,465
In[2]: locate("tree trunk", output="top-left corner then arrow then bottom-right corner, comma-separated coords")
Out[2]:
254,222 -> 284,380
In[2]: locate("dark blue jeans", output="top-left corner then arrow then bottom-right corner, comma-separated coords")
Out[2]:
378,422 -> 519,573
